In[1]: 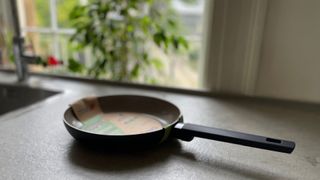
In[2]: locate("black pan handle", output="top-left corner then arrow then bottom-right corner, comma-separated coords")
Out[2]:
173,123 -> 295,153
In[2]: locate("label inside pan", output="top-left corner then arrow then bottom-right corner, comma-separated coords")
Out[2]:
79,112 -> 163,135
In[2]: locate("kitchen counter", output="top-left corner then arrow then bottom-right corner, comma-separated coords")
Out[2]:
0,71 -> 319,180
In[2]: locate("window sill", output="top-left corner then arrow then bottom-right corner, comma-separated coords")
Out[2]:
0,67 -> 210,97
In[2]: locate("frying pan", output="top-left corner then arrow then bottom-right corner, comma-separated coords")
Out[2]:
63,95 -> 295,153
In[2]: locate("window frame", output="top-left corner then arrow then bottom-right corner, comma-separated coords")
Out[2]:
18,0 -> 75,61
15,0 -> 268,93
17,0 -> 207,89
201,0 -> 268,95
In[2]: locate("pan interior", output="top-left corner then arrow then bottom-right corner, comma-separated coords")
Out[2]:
65,95 -> 181,136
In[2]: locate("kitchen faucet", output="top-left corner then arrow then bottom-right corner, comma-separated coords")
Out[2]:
10,0 -> 40,82
12,37 -> 40,82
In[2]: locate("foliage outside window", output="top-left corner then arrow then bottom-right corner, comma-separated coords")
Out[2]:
0,0 -> 205,89
68,0 -> 188,83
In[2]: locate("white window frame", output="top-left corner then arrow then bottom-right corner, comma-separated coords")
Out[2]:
201,0 -> 268,95
17,0 -> 75,61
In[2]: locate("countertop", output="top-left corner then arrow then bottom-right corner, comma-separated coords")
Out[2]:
0,72 -> 320,180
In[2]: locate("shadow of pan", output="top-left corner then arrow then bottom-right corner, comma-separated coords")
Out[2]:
68,139 -> 291,179
68,139 -> 184,172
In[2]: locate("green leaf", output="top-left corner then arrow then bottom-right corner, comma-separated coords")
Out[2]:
131,63 -> 141,78
153,32 -> 162,47
151,58 -> 163,70
69,6 -> 86,20
68,58 -> 84,73
178,36 -> 189,49
172,37 -> 179,49
168,19 -> 177,28
127,25 -> 134,32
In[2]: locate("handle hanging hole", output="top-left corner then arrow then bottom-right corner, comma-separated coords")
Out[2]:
266,138 -> 282,144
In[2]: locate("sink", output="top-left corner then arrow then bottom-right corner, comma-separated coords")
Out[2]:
0,83 -> 60,115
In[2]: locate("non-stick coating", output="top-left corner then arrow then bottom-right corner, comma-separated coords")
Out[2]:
63,95 -> 182,147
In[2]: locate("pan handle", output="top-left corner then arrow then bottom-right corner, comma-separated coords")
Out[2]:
173,123 -> 295,153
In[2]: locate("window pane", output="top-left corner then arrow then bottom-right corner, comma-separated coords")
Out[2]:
56,0 -> 78,28
57,34 -> 70,62
0,31 -> 14,67
160,0 -> 204,88
19,0 -> 206,90
173,0 -> 205,36
58,34 -> 90,70
25,32 -> 54,57
0,1 -> 14,67
22,0 -> 51,27
57,34 -> 85,64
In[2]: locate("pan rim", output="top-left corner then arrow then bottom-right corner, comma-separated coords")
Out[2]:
63,94 -> 182,137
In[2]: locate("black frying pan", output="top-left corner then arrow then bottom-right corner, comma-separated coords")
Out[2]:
63,95 -> 295,153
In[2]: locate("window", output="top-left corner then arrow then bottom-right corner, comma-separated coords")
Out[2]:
1,0 -> 206,89
19,0 -> 77,63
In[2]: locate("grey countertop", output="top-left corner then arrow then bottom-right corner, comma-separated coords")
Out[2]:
0,72 -> 319,180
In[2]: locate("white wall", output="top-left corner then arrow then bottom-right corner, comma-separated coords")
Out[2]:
255,0 -> 320,103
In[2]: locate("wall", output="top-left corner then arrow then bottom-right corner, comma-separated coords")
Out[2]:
255,0 -> 320,103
